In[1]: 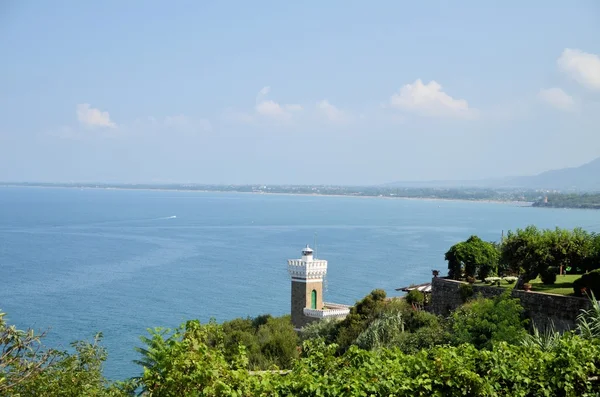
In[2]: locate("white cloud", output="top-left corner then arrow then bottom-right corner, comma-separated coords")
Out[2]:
256,101 -> 302,120
253,87 -> 302,121
255,100 -> 287,118
317,100 -> 350,123
389,79 -> 474,118
557,48 -> 600,90
51,111 -> 210,140
538,87 -> 577,111
76,103 -> 116,128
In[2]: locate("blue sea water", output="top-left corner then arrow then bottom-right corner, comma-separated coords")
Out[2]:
2,186 -> 600,380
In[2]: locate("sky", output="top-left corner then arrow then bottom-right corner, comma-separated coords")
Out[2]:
1,1 -> 600,185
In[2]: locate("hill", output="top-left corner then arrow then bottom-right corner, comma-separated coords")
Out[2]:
506,157 -> 600,191
387,156 -> 600,192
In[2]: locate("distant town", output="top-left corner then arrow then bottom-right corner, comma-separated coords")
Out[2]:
4,182 -> 600,209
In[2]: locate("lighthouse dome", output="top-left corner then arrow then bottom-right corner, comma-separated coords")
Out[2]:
302,245 -> 313,256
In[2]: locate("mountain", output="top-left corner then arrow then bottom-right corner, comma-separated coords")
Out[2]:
504,157 -> 600,191
386,157 -> 600,191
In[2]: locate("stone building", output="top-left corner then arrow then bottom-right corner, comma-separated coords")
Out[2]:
288,245 -> 350,329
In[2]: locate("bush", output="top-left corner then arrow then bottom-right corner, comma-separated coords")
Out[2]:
573,269 -> 600,297
334,289 -> 388,352
405,290 -> 425,305
394,322 -> 450,354
300,318 -> 339,344
459,283 -> 474,302
540,268 -> 557,285
355,311 -> 405,350
451,292 -> 527,350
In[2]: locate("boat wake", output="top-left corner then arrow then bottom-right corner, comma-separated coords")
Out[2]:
157,215 -> 177,220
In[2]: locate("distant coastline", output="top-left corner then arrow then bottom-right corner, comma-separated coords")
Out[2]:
531,193 -> 600,210
0,182 -> 537,206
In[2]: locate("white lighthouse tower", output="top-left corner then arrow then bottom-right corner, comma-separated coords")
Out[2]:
288,245 -> 350,329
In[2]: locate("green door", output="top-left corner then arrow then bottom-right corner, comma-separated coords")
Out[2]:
311,290 -> 317,309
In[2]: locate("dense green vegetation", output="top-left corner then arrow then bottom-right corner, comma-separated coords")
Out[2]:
451,293 -> 528,349
534,193 -> 600,209
445,235 -> 499,280
446,226 -> 600,295
4,225 -> 600,395
3,290 -> 600,395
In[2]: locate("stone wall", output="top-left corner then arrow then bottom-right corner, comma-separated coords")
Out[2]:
430,277 -> 592,332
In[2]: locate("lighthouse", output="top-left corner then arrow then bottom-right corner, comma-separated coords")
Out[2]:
288,245 -> 350,329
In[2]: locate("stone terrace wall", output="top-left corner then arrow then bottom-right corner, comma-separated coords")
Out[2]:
430,277 -> 592,332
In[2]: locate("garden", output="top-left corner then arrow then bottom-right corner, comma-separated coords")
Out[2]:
445,226 -> 600,297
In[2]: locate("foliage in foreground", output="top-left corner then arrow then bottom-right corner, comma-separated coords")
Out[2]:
3,287 -> 600,396
132,334 -> 600,396
451,292 -> 528,349
578,292 -> 600,340
0,311 -> 134,396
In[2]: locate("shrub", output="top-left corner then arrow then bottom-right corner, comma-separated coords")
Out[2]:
451,292 -> 527,350
573,269 -> 600,297
355,311 -> 405,350
521,322 -> 561,352
540,268 -> 557,285
334,289 -> 388,352
394,321 -> 450,354
405,290 -> 425,305
577,292 -> 600,340
300,318 -> 340,344
459,283 -> 474,302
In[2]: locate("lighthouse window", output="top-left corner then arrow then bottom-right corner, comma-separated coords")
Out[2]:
311,289 -> 317,309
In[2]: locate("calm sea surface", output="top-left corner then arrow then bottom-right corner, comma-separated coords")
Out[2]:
2,186 -> 600,379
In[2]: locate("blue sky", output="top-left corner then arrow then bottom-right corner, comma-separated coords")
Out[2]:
1,1 -> 599,185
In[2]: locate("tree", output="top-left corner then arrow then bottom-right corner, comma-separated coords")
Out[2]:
500,226 -> 551,282
445,235 -> 499,280
500,226 -> 598,284
255,315 -> 299,369
586,233 -> 600,272
546,227 -> 593,275
0,311 -> 53,394
135,320 -> 256,396
0,310 -> 132,396
334,289 -> 388,352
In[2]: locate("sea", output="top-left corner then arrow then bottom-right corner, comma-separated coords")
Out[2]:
2,186 -> 600,380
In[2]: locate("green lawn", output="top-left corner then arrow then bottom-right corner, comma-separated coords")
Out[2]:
529,274 -> 579,296
473,274 -> 580,296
